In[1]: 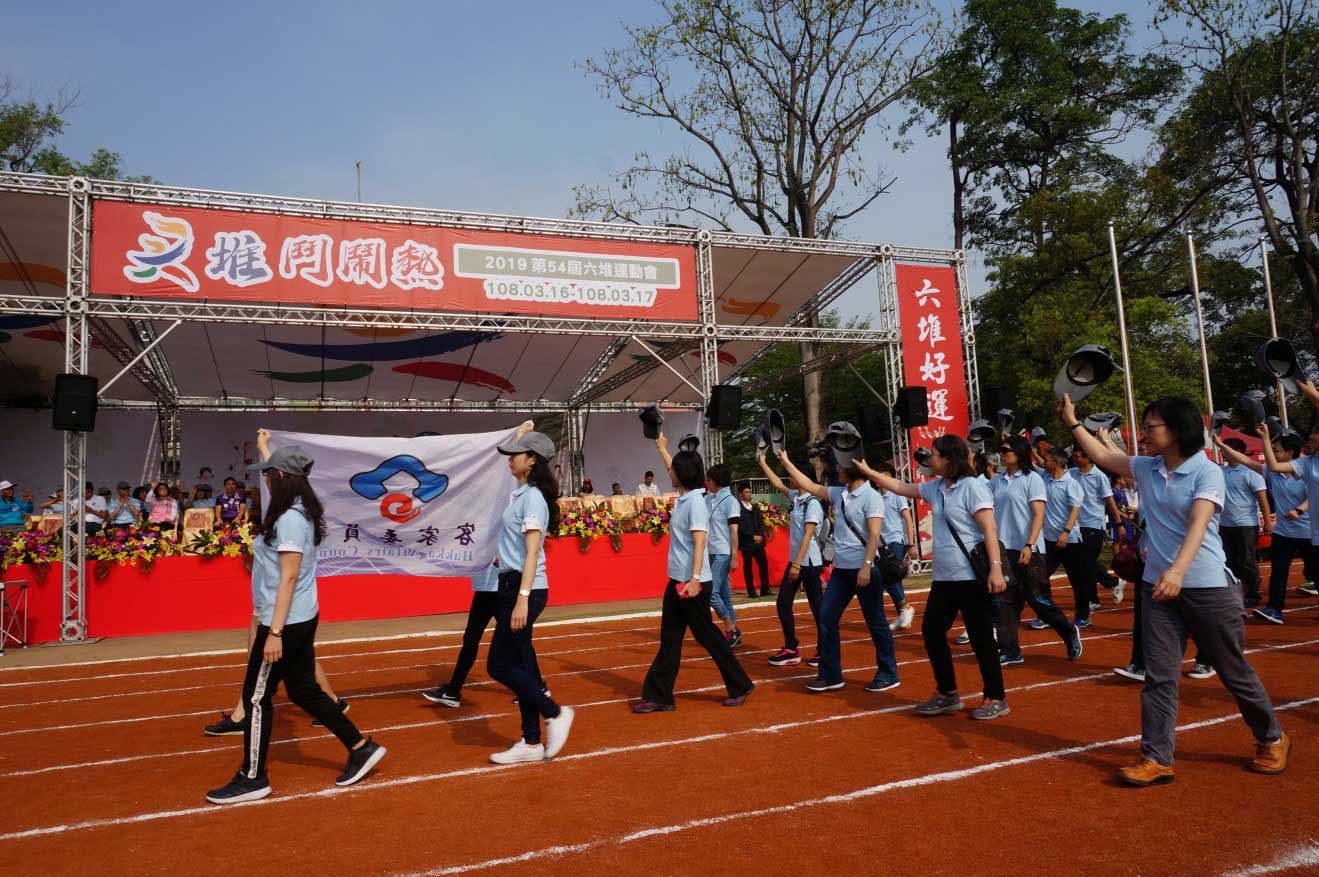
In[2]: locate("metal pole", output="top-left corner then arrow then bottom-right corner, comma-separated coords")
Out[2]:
1260,237 -> 1289,428
98,319 -> 183,396
355,160 -> 362,203
1107,223 -> 1140,456
1186,233 -> 1219,461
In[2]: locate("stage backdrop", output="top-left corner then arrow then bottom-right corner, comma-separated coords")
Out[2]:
266,428 -> 516,578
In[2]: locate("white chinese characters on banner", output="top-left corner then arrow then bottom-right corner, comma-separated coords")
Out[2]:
266,428 -> 517,579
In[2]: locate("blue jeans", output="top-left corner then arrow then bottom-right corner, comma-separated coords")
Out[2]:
487,572 -> 560,745
816,566 -> 898,685
884,541 -> 909,610
709,554 -> 737,624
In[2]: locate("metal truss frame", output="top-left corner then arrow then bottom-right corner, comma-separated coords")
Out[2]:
97,397 -> 704,413
59,178 -> 90,642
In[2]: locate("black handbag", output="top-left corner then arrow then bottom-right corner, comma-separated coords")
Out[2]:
840,495 -> 907,581
941,504 -> 1016,591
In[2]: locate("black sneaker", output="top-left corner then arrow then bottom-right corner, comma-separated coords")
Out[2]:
205,771 -> 271,805
999,653 -> 1025,667
311,697 -> 350,728
1067,629 -> 1084,662
864,676 -> 900,693
204,712 -> 247,737
729,628 -> 743,649
807,655 -> 820,667
335,738 -> 387,787
422,687 -> 461,708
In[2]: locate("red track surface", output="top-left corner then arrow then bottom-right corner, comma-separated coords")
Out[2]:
2,572 -> 1317,876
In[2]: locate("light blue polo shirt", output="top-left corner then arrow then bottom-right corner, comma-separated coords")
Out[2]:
992,469 -> 1047,552
788,489 -> 824,567
919,476 -> 994,581
108,496 -> 142,525
1267,470 -> 1310,541
705,486 -> 737,556
471,562 -> 500,592
0,498 -> 31,526
1043,471 -> 1084,544
828,482 -> 884,570
1221,464 -> 1266,528
1131,453 -> 1227,588
251,500 -> 319,626
1069,466 -> 1114,530
880,490 -> 910,546
669,488 -> 713,582
498,483 -> 549,590
1288,455 -> 1319,545
192,498 -> 217,510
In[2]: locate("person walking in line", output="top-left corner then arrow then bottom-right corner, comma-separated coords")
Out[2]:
205,436 -> 385,804
874,462 -> 919,632
705,465 -> 743,647
737,481 -> 772,598
1061,395 -> 1288,786
1039,447 -> 1090,629
1216,437 -> 1272,609
1070,445 -> 1126,610
634,434 -> 754,713
758,450 -> 826,667
483,427 -> 575,764
991,435 -> 1084,667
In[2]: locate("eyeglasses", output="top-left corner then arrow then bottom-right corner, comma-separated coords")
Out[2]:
1141,421 -> 1167,432
999,447 -> 1014,454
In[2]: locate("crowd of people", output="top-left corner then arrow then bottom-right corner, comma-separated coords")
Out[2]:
0,469 -> 257,537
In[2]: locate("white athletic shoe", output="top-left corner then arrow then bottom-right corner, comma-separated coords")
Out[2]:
895,605 -> 915,630
544,706 -> 575,760
490,739 -> 546,765
1112,580 -> 1125,605
954,632 -> 971,645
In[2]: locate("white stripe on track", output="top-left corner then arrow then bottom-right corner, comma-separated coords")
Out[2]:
398,694 -> 1319,876
1220,842 -> 1319,877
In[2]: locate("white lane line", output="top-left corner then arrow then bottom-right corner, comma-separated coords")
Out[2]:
1220,842 -> 1319,877
398,694 -> 1319,877
3,650 -> 1313,845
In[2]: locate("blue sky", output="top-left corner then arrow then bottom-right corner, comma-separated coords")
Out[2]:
2,0 -> 1171,317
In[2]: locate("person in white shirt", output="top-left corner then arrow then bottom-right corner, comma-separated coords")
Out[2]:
77,482 -> 108,536
636,471 -> 661,496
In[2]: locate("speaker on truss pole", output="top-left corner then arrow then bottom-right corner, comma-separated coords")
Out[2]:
705,385 -> 743,431
52,374 -> 99,432
893,386 -> 928,429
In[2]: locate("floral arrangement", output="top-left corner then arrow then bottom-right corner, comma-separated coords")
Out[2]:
633,505 -> 672,543
555,505 -> 624,552
188,522 -> 254,559
758,501 -> 790,530
1,529 -> 62,572
85,526 -> 182,576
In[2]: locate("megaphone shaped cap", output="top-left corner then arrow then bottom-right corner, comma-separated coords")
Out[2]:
826,421 -> 863,468
678,433 -> 700,453
1210,410 -> 1231,432
913,446 -> 933,477
754,426 -> 769,455
1256,337 -> 1302,394
1235,390 -> 1267,426
1083,411 -> 1123,432
1054,344 -> 1121,403
1030,426 -> 1047,444
639,404 -> 664,440
967,418 -> 995,443
996,408 -> 1015,432
765,409 -> 786,457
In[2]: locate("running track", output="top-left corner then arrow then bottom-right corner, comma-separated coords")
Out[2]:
1,576 -> 1316,876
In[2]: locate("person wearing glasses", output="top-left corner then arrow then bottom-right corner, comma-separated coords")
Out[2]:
1061,394 -> 1287,786
991,436 -> 1083,666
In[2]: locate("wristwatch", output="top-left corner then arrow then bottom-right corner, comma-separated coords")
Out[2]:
518,588 -> 532,597
270,627 -> 283,637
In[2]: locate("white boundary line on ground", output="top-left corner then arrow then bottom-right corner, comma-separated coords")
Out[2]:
1220,842 -> 1319,877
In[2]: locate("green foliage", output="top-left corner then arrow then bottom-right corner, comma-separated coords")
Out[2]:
0,81 -> 152,181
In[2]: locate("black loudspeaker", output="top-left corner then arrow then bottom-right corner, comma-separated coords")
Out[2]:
894,386 -> 928,428
983,384 -> 1014,416
705,385 -> 743,431
857,404 -> 886,443
52,374 -> 99,432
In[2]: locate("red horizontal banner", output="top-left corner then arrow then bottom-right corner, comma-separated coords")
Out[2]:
89,201 -> 700,320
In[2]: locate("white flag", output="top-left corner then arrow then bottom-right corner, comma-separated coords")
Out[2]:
266,428 -> 517,578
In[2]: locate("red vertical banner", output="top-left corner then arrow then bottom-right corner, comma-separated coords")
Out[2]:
895,264 -> 971,557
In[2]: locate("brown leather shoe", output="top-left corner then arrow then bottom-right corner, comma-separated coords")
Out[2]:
1119,757 -> 1175,786
1249,730 -> 1290,774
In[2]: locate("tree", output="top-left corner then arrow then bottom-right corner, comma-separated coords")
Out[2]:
574,0 -> 948,452
0,78 -> 152,181
1157,0 -> 1319,359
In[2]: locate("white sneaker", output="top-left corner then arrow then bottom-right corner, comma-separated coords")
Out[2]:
490,739 -> 545,764
897,605 -> 915,630
544,705 -> 575,760
1112,580 -> 1125,605
954,632 -> 970,645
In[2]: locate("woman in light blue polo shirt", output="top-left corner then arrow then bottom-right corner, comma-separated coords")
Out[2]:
484,427 -> 575,765
1063,394 -> 1287,786
757,450 -> 826,666
870,434 -> 1009,720
1246,426 -> 1319,621
635,434 -> 753,713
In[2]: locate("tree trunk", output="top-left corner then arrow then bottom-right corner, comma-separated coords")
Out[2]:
949,117 -> 965,251
801,334 -> 824,476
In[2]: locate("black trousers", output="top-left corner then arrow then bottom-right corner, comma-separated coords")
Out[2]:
995,548 -> 1075,658
1080,526 -> 1119,604
641,579 -> 753,705
1268,534 -> 1319,611
922,579 -> 1005,701
741,546 -> 770,595
777,564 -> 824,650
486,572 -> 559,745
1047,540 -> 1091,620
447,590 -> 543,693
241,615 -> 362,780
1221,525 -> 1261,601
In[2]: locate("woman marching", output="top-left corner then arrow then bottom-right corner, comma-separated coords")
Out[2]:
483,428 -> 575,764
205,438 -> 385,804
634,433 -> 754,712
757,450 -> 826,667
863,435 -> 1011,720
1062,394 -> 1288,785
990,435 -> 1083,667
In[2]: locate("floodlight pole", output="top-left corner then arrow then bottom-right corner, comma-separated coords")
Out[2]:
1185,233 -> 1219,462
1107,223 -> 1140,456
1260,237 -> 1289,428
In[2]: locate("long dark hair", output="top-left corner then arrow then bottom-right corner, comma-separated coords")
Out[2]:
1005,435 -> 1035,474
260,472 -> 326,546
933,434 -> 976,481
527,454 -> 561,533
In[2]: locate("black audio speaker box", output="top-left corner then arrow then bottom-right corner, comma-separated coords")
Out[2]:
894,386 -> 928,428
856,404 -> 887,443
705,384 -> 743,431
52,373 -> 99,432
983,384 -> 1015,416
